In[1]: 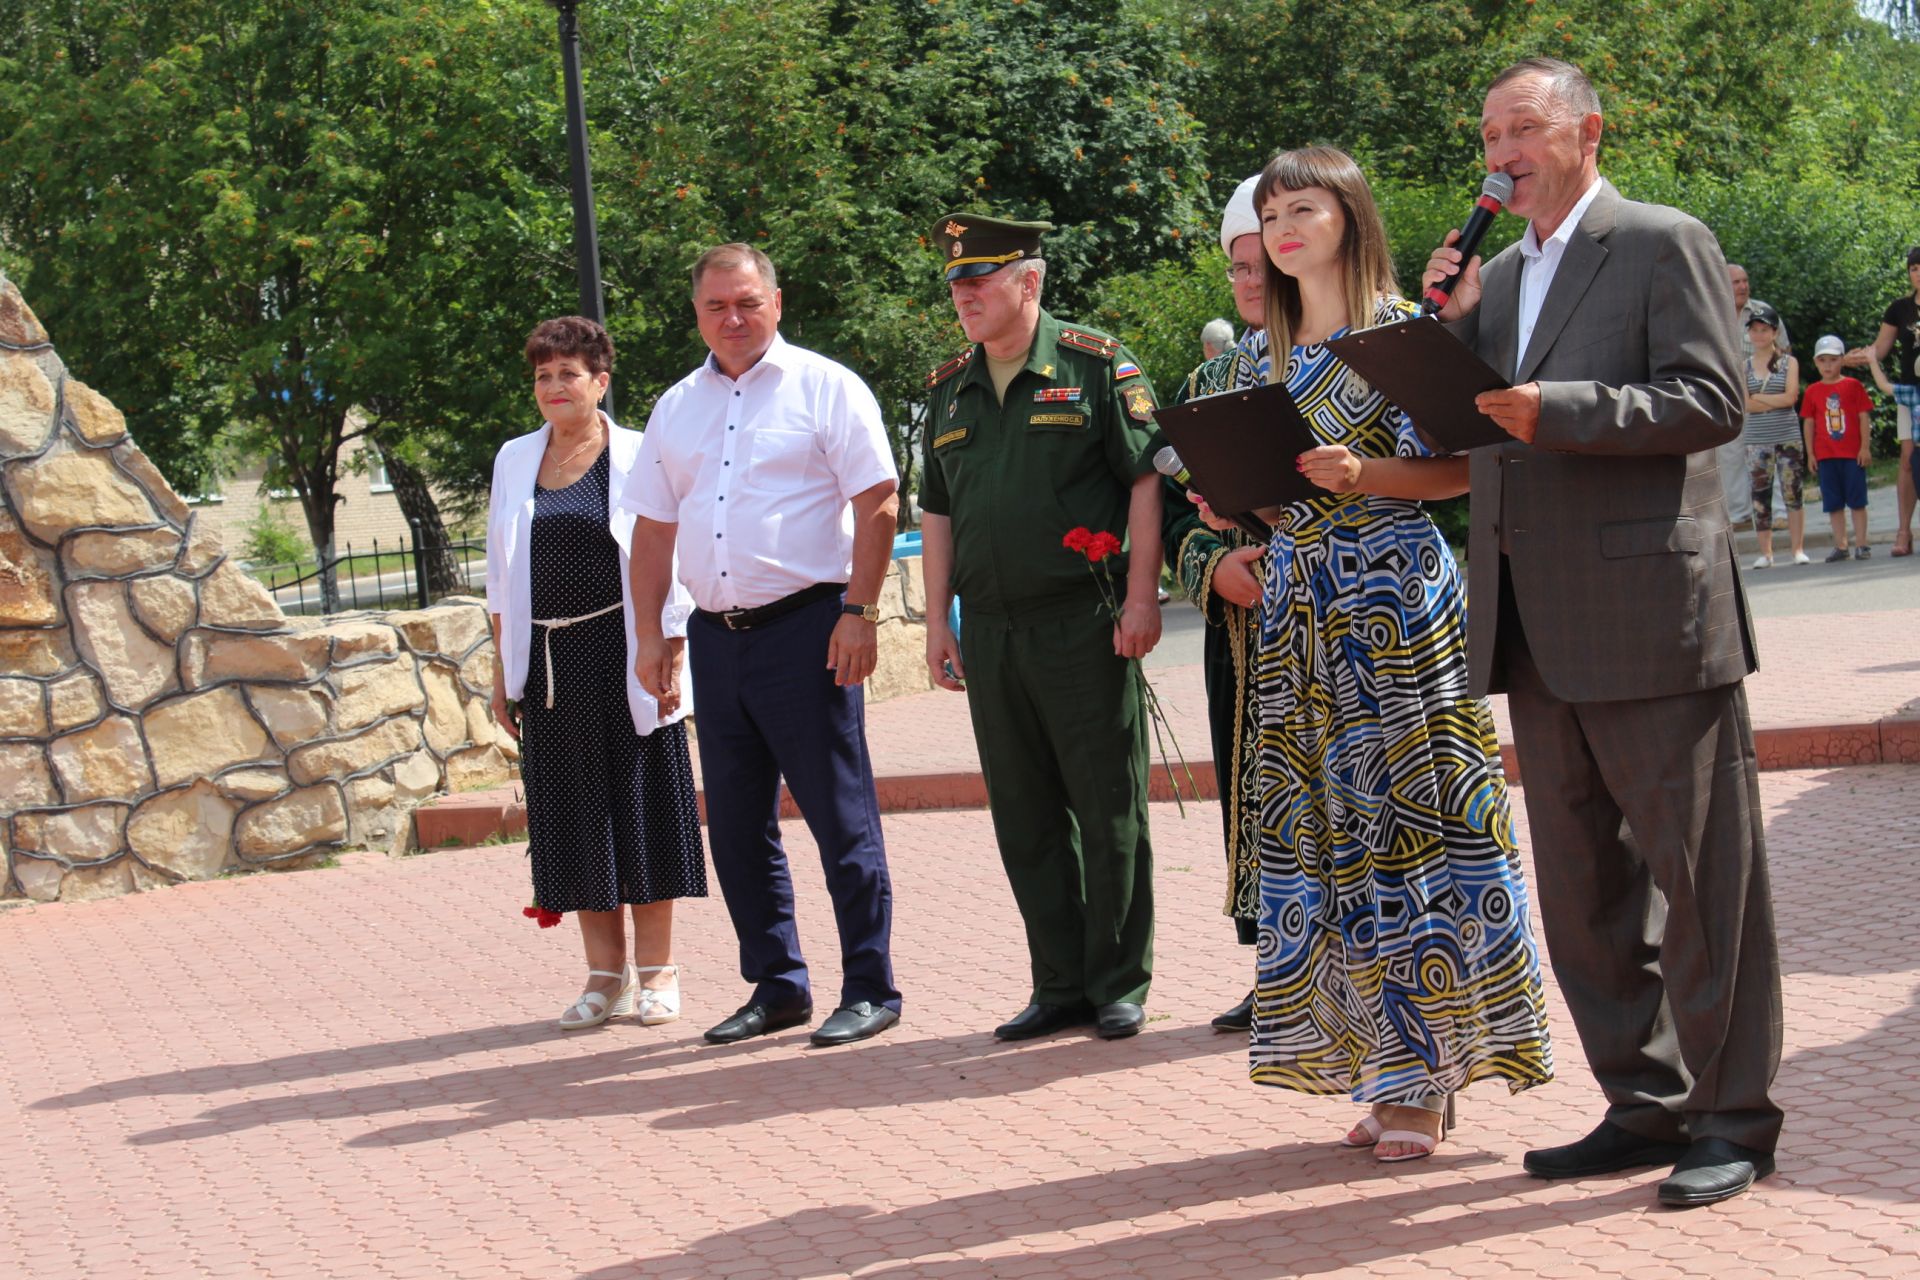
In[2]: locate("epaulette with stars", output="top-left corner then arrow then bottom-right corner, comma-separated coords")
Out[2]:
925,347 -> 974,389
1057,326 -> 1121,359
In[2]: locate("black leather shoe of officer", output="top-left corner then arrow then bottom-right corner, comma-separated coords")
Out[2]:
1095,1002 -> 1145,1039
1210,990 -> 1256,1032
1523,1119 -> 1690,1179
993,1002 -> 1092,1041
1656,1138 -> 1776,1207
809,1001 -> 899,1047
703,1000 -> 813,1045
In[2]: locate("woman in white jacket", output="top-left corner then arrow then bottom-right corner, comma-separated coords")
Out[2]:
487,317 -> 705,1030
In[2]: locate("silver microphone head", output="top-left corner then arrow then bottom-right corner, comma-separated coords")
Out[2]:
1153,445 -> 1184,477
1480,171 -> 1516,207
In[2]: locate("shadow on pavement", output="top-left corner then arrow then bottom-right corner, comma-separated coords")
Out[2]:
100,1023 -> 1240,1148
579,1146 -> 1649,1280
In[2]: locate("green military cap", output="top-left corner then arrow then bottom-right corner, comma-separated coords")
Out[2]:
931,212 -> 1055,281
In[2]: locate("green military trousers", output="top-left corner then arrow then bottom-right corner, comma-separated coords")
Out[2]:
959,596 -> 1154,1007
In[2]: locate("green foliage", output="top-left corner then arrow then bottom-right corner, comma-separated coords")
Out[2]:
242,502 -> 309,567
1087,246 -> 1236,398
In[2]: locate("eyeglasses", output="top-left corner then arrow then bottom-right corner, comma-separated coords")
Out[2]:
1226,263 -> 1260,284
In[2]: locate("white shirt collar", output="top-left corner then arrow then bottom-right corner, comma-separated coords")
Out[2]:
1519,176 -> 1605,260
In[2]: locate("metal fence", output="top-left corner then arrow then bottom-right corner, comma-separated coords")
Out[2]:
252,526 -> 486,616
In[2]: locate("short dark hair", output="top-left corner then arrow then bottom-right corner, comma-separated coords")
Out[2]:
1907,246 -> 1920,269
524,316 -> 613,375
1489,57 -> 1601,118
690,243 -> 778,295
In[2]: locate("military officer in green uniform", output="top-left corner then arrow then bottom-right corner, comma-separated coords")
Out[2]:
918,213 -> 1164,1041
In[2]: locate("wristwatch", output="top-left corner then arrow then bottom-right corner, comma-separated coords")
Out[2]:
841,601 -> 880,622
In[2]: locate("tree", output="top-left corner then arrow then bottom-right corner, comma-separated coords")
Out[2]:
0,1 -> 570,608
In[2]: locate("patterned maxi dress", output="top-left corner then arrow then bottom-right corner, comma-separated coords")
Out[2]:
1249,298 -> 1553,1104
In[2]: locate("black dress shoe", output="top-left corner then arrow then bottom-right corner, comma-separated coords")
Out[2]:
1657,1137 -> 1776,1207
993,1002 -> 1092,1041
702,1001 -> 813,1044
1095,1002 -> 1145,1039
1524,1119 -> 1690,1179
809,1001 -> 899,1047
1210,990 -> 1255,1032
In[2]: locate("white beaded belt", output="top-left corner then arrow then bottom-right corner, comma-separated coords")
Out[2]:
530,601 -> 623,708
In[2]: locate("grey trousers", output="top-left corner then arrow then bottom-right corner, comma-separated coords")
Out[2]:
1502,617 -> 1784,1153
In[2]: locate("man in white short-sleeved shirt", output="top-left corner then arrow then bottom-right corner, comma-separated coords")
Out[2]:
622,242 -> 902,1049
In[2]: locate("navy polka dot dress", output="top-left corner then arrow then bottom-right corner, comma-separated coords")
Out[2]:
521,449 -> 707,914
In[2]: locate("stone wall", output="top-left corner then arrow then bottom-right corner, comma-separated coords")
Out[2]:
0,279 -> 513,903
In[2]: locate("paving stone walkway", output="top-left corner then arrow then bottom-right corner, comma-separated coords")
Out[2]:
4,761 -> 1919,1278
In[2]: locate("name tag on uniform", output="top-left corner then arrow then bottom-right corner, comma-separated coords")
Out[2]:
1029,412 -> 1087,428
1034,387 -> 1082,403
932,426 -> 970,448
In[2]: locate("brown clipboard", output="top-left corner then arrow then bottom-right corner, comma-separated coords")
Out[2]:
1151,380 -> 1324,517
1325,316 -> 1513,451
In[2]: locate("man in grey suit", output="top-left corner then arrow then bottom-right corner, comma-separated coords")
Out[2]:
1424,57 -> 1783,1208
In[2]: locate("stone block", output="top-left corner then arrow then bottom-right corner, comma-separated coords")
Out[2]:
334,658 -> 422,732
421,663 -> 466,754
188,631 -> 329,686
63,527 -> 182,578
0,350 -> 57,456
0,741 -> 58,806
868,619 -> 932,703
64,379 -> 127,446
287,715 -> 422,786
127,782 -> 237,880
128,574 -> 197,643
67,579 -> 179,709
392,749 -> 443,800
144,687 -> 273,788
394,602 -> 489,657
0,624 -> 75,676
48,671 -> 105,732
13,853 -> 63,902
323,620 -> 402,662
236,784 -> 347,858
464,692 -> 504,748
0,676 -> 46,736
109,441 -> 190,526
128,861 -> 178,893
4,438 -> 157,543
0,509 -> 61,626
445,743 -> 510,792
217,767 -> 290,802
196,561 -> 283,629
246,684 -> 331,749
457,644 -> 496,696
59,859 -> 136,902
0,281 -> 49,347
176,513 -> 224,576
14,803 -> 128,861
48,714 -> 152,801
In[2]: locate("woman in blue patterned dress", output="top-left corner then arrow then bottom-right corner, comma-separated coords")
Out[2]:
1240,147 -> 1554,1161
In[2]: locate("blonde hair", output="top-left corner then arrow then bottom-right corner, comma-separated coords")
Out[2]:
1255,146 -> 1400,374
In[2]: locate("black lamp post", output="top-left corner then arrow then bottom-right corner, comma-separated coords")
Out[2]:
546,0 -> 612,416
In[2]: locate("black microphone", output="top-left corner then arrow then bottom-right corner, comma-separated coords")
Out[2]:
1421,171 -> 1514,315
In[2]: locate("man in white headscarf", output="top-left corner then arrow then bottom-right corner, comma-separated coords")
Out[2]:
1159,171 -> 1272,1031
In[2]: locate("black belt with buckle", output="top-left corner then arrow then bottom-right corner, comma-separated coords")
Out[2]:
698,581 -> 846,632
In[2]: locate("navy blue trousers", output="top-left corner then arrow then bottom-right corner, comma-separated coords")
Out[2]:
688,594 -> 900,1013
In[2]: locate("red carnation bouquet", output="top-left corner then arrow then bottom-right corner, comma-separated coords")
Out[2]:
1063,526 -> 1200,814
523,903 -> 562,928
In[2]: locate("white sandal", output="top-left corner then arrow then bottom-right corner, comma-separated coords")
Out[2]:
1340,1112 -> 1385,1148
632,964 -> 680,1025
1375,1096 -> 1455,1164
558,966 -> 635,1030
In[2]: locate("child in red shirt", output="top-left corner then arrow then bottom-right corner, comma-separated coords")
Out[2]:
1801,335 -> 1875,561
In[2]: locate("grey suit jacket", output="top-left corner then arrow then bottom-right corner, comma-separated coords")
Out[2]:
1453,180 -> 1756,703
